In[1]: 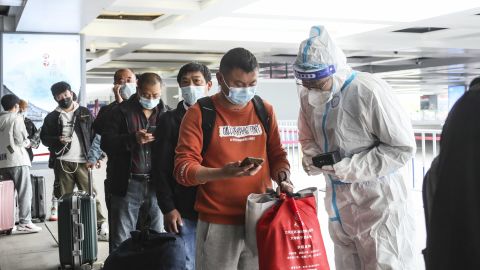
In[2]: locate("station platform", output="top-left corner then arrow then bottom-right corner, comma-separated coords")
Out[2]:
0,163 -> 426,270
0,163 -> 109,270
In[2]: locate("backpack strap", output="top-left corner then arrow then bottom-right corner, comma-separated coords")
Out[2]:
252,95 -> 270,136
197,97 -> 216,156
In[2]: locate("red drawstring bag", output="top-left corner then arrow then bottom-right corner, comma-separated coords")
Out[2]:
256,193 -> 330,270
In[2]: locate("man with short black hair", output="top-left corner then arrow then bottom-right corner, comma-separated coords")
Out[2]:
102,72 -> 169,251
174,48 -> 292,269
153,62 -> 212,269
40,81 -> 107,240
0,94 -> 41,233
469,76 -> 480,91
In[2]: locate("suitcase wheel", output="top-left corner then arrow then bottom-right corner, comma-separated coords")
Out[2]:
6,229 -> 13,235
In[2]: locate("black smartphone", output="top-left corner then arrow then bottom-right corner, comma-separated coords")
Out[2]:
240,157 -> 264,167
147,125 -> 157,134
312,151 -> 341,168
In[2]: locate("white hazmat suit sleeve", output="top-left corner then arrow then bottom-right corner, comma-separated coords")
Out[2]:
333,77 -> 416,182
298,105 -> 324,176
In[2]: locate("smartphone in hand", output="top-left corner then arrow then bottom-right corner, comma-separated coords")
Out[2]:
312,150 -> 340,168
240,157 -> 264,168
146,125 -> 157,134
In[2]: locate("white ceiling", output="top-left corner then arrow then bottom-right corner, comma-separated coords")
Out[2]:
5,0 -> 480,92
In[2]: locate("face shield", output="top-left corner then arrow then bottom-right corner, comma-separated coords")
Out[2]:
295,65 -> 336,107
294,25 -> 349,107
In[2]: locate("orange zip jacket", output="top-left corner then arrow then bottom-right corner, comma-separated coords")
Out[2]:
174,93 -> 289,225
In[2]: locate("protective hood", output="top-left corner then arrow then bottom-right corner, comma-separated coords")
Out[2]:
294,25 -> 352,89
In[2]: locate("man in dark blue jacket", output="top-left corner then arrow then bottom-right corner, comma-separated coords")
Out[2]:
152,62 -> 212,270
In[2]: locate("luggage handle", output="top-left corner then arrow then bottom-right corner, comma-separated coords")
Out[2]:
88,168 -> 94,198
74,222 -> 84,242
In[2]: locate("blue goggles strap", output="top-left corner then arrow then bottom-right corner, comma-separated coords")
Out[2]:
294,65 -> 336,80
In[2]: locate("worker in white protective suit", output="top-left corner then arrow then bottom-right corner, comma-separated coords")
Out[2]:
295,25 -> 418,270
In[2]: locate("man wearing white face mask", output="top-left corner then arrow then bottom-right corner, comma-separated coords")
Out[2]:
152,62 -> 212,270
91,68 -> 137,246
295,25 -> 417,269
94,68 -> 136,136
174,48 -> 292,270
101,72 -> 170,251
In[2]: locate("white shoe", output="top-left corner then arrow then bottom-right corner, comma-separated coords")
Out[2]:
49,197 -> 58,221
49,205 -> 58,221
17,223 -> 42,233
97,222 -> 109,241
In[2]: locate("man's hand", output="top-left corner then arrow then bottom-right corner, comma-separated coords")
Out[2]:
113,84 -> 124,103
59,136 -> 72,145
302,156 -> 323,176
220,161 -> 262,178
164,209 -> 183,234
274,169 -> 294,194
135,129 -> 155,145
320,165 -> 336,176
195,161 -> 263,183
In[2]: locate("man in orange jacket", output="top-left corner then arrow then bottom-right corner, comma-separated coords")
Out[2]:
174,48 -> 292,270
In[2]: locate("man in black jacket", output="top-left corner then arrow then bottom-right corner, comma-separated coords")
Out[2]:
101,73 -> 169,251
92,68 -> 136,251
40,81 -> 107,239
93,68 -> 136,136
152,62 -> 212,270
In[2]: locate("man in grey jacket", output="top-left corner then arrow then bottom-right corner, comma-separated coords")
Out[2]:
0,94 -> 41,233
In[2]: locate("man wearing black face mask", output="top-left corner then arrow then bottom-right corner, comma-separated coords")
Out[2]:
40,81 -> 107,238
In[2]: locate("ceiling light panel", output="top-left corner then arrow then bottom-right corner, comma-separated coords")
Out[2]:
173,17 -> 388,43
234,0 -> 480,22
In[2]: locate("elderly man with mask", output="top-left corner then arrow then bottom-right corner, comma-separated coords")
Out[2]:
101,72 -> 169,252
295,25 -> 417,269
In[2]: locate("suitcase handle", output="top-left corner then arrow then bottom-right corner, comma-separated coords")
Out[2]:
88,168 -> 94,198
75,222 -> 84,242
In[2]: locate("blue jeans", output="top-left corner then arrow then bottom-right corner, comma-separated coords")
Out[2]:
110,179 -> 164,252
180,218 -> 197,270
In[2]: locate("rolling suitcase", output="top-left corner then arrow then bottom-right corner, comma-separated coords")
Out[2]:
0,180 -> 15,235
31,175 -> 46,222
58,169 -> 98,270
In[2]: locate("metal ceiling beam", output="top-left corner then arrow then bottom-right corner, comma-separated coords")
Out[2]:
85,43 -> 146,71
362,56 -> 480,74
118,52 -> 222,63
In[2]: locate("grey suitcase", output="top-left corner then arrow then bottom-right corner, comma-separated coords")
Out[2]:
31,175 -> 46,222
58,169 -> 98,269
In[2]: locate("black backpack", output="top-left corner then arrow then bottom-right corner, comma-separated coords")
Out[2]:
197,95 -> 270,156
103,230 -> 186,270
